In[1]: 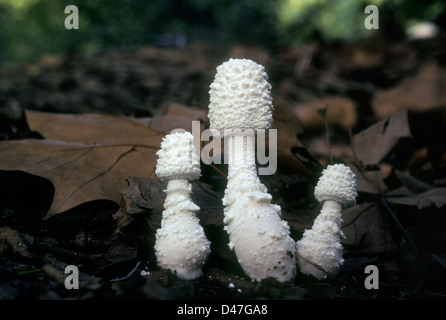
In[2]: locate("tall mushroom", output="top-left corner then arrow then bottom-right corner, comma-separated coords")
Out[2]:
296,163 -> 357,280
208,58 -> 296,282
154,131 -> 211,280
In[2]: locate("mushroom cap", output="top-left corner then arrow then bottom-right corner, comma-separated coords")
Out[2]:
314,164 -> 357,208
208,58 -> 273,134
155,131 -> 201,181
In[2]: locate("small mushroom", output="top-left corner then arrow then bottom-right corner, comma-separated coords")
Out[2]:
154,131 -> 211,280
296,163 -> 357,280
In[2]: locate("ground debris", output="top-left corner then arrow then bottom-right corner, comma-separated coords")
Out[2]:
0,226 -> 33,259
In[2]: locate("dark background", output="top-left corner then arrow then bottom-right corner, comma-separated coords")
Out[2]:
0,0 -> 445,65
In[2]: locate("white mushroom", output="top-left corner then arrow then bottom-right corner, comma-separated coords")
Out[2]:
154,131 -> 211,280
296,163 -> 357,280
208,58 -> 296,282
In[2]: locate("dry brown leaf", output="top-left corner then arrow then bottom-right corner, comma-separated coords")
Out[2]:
394,169 -> 434,193
120,176 -> 158,215
386,188 -> 446,209
147,102 -> 208,133
352,110 -> 411,166
0,111 -> 164,216
272,96 -> 312,173
385,186 -> 414,197
294,96 -> 357,132
342,203 -> 398,254
372,62 -> 446,119
0,140 -> 159,216
303,137 -> 354,165
26,110 -> 163,145
349,164 -> 387,194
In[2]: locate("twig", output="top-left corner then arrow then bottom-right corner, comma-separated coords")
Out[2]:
110,261 -> 142,282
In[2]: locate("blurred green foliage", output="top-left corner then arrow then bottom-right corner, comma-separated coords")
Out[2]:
0,0 -> 444,65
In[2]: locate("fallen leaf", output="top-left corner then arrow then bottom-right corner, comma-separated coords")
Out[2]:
273,96 -> 312,174
352,110 -> 411,166
25,110 -> 164,145
349,164 -> 387,194
115,177 -> 166,239
120,176 -> 157,215
0,111 -> 165,215
294,96 -> 357,132
0,140 -> 157,215
302,137 -> 354,166
342,203 -> 398,254
147,102 -> 208,134
372,62 -> 446,119
386,188 -> 446,209
384,186 -> 414,197
394,169 -> 434,193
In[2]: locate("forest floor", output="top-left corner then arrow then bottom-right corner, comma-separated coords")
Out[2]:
1,33 -> 446,301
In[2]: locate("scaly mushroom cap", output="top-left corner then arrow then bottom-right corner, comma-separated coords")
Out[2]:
155,131 -> 200,181
208,58 -> 273,134
314,164 -> 357,208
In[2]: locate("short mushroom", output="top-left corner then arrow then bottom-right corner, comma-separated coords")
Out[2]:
296,163 -> 357,280
208,58 -> 296,282
154,131 -> 211,280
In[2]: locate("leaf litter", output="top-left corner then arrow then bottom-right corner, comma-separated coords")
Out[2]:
1,38 -> 446,299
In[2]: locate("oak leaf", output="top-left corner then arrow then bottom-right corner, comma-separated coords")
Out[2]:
0,111 -> 165,216
352,110 -> 411,166
386,188 -> 446,209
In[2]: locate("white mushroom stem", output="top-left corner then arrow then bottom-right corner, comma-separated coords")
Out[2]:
222,132 -> 296,282
224,132 -> 265,209
296,163 -> 357,280
296,200 -> 345,280
155,178 -> 210,280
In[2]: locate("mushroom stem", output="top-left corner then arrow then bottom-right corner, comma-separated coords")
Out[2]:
222,132 -> 296,282
163,179 -> 198,212
226,131 -> 256,167
224,132 -> 261,202
312,200 -> 344,234
155,178 -> 210,280
296,200 -> 345,280
296,163 -> 357,280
